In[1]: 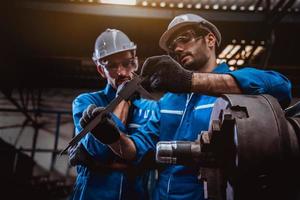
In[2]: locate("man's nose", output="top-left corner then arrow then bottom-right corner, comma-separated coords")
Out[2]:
173,43 -> 184,54
116,64 -> 128,75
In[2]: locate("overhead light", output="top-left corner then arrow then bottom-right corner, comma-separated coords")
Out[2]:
226,45 -> 241,59
228,59 -> 237,65
237,59 -> 244,66
231,4 -> 237,10
100,0 -> 136,5
177,2 -> 184,8
245,45 -> 253,52
219,44 -> 234,58
169,3 -> 175,8
235,52 -> 241,59
142,1 -> 148,6
160,2 -> 166,7
252,46 -> 265,57
248,5 -> 255,11
187,4 -> 192,9
213,4 -> 219,10
243,45 -> 254,58
195,3 -> 201,9
151,2 -> 157,7
258,6 -> 264,11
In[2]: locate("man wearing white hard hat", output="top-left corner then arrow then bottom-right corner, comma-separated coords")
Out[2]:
68,29 -> 157,200
92,14 -> 292,200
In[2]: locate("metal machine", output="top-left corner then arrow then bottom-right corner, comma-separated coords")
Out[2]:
157,94 -> 300,200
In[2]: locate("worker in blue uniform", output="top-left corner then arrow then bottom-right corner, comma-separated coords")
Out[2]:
68,28 -> 157,200
88,14 -> 292,200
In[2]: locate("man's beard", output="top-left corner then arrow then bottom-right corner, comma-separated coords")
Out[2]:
183,61 -> 199,71
115,75 -> 131,87
182,56 -> 208,72
179,52 -> 204,71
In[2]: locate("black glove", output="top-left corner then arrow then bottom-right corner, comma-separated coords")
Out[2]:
141,55 -> 193,93
79,104 -> 120,144
117,80 -> 140,102
68,143 -> 92,167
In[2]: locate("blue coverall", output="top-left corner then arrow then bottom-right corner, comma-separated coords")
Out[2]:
130,63 -> 292,200
70,83 -> 158,200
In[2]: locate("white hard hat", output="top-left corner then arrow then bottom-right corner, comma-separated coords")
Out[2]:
159,13 -> 222,52
92,29 -> 136,62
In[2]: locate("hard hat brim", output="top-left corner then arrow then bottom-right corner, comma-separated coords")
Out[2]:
159,21 -> 221,52
159,21 -> 197,52
93,45 -> 137,61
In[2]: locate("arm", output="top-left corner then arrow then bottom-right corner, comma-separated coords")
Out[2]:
191,73 -> 242,96
141,55 -> 241,95
108,101 -> 160,162
227,67 -> 292,108
108,100 -> 137,160
141,56 -> 291,107
191,68 -> 292,107
108,134 -> 137,161
112,100 -> 130,125
72,94 -> 112,159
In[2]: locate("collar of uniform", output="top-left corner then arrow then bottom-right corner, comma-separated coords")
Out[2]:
212,62 -> 230,73
104,84 -> 117,102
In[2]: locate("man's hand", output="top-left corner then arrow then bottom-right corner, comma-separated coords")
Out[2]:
141,55 -> 193,93
79,104 -> 120,144
68,143 -> 90,166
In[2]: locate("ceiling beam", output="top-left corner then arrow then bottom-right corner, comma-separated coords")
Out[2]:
16,1 -> 300,23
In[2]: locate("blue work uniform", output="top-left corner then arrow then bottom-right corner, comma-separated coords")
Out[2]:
70,83 -> 158,200
130,63 -> 292,200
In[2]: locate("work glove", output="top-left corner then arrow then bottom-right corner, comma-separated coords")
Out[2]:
117,80 -> 140,102
79,104 -> 120,144
141,55 -> 193,93
68,143 -> 91,167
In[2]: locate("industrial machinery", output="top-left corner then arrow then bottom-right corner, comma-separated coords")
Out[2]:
156,94 -> 300,200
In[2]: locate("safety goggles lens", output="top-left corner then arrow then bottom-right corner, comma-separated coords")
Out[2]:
168,31 -> 197,52
102,58 -> 136,71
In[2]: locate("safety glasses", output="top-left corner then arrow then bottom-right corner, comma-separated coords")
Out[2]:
168,30 -> 204,52
100,57 -> 137,72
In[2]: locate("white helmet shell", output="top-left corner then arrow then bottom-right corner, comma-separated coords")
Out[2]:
159,13 -> 221,52
93,29 -> 136,62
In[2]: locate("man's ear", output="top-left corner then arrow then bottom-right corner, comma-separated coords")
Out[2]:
134,57 -> 139,72
206,33 -> 216,48
96,65 -> 106,78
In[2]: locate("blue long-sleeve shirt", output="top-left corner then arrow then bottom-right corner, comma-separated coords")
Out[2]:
130,63 -> 292,200
70,83 -> 158,200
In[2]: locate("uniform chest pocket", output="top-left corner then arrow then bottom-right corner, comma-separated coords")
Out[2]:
192,105 -> 214,132
160,110 -> 183,140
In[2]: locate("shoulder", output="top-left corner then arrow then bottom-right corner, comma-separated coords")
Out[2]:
72,90 -> 107,114
73,91 -> 105,105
